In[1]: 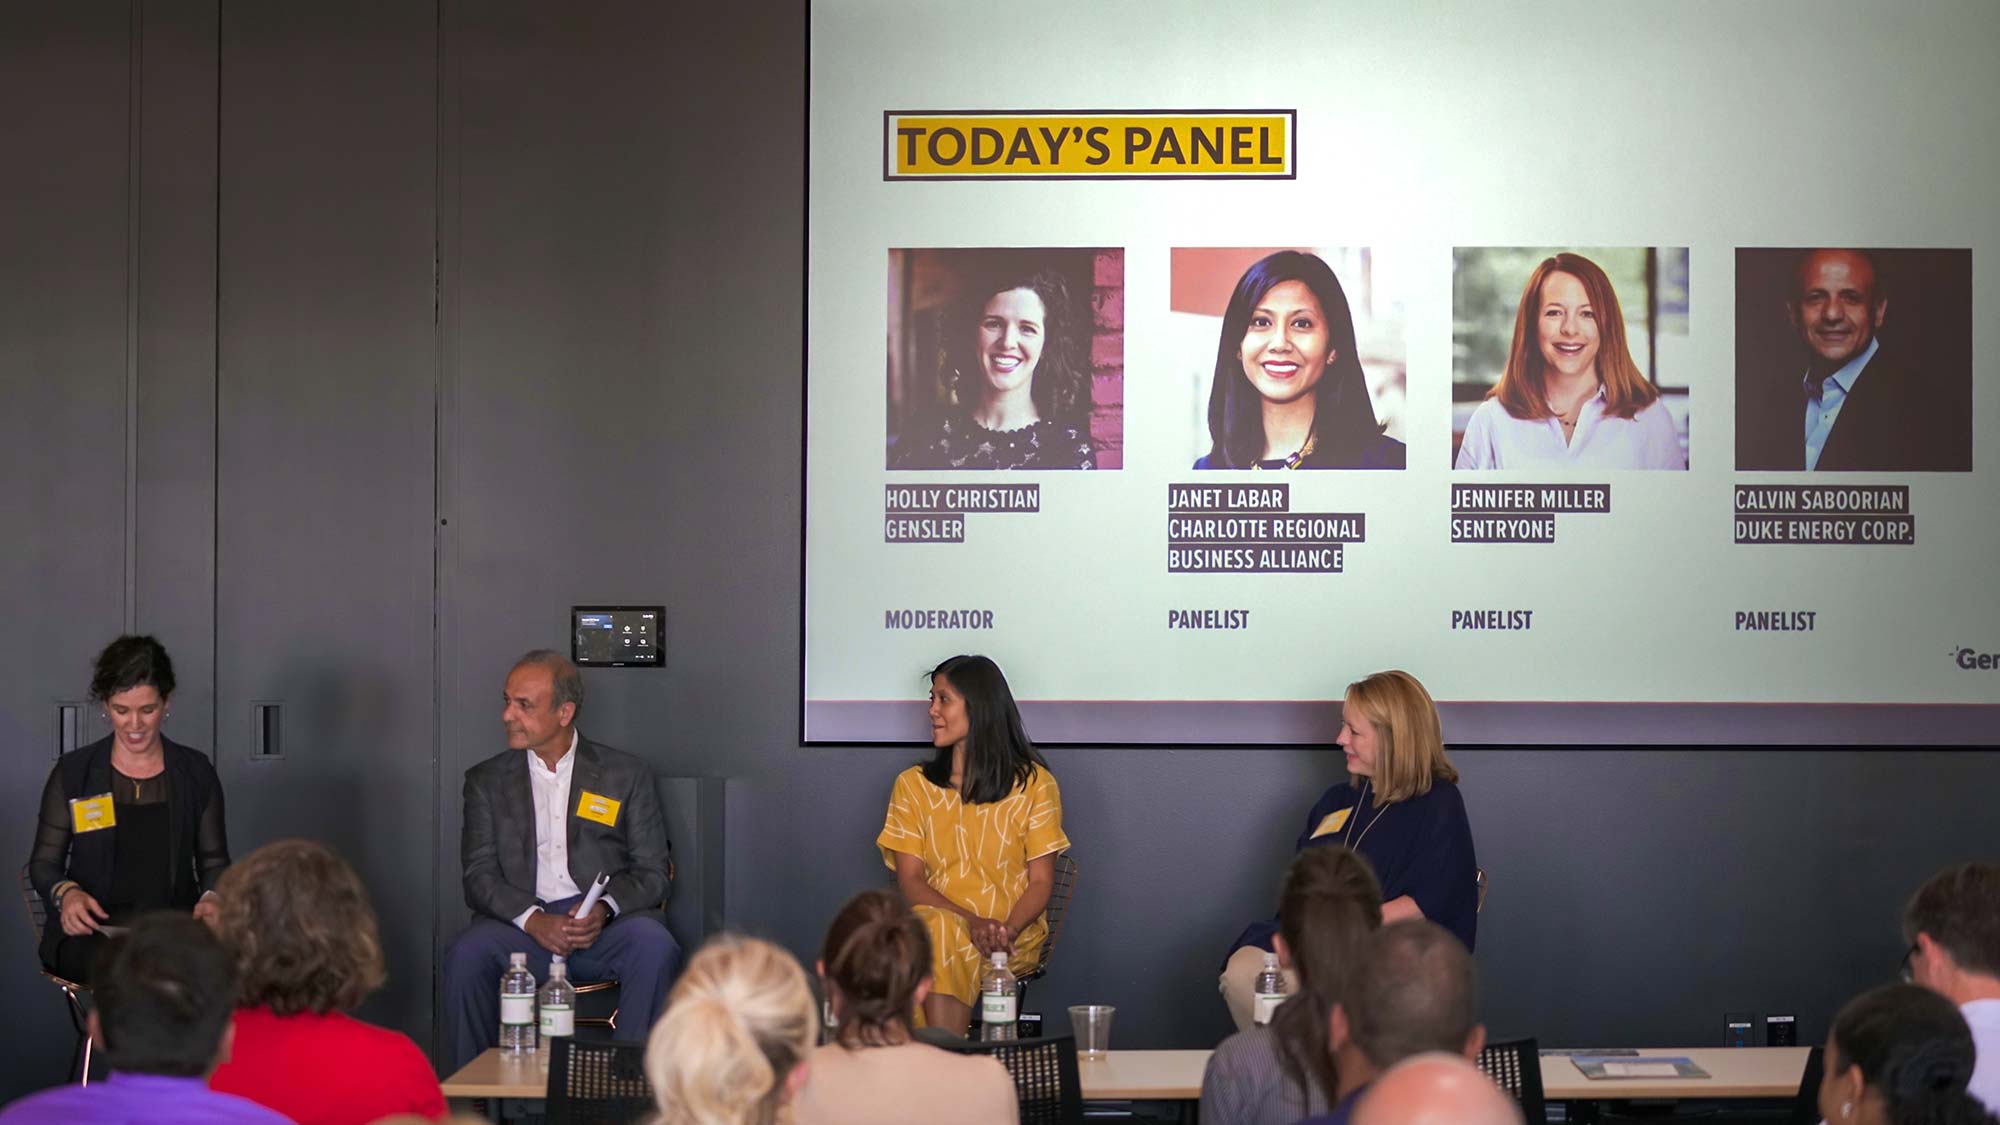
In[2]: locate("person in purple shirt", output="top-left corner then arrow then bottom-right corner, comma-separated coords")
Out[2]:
0,913 -> 293,1125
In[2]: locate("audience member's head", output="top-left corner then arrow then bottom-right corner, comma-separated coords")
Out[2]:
1270,846 -> 1384,1105
1902,862 -> 2000,1004
1332,920 -> 1485,1094
1821,982 -> 1991,1125
1352,1052 -> 1524,1125
214,838 -> 386,1016
818,888 -> 931,1048
647,935 -> 817,1125
89,912 -> 240,1077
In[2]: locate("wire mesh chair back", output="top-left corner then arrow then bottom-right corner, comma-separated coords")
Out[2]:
1019,852 -> 1078,984
547,1036 -> 654,1125
946,1032 -> 1084,1125
19,865 -> 50,939
1475,1036 -> 1545,1125
20,864 -> 95,1083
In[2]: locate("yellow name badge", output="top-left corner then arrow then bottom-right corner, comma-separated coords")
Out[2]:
1309,808 -> 1352,839
576,790 -> 621,827
70,794 -> 117,833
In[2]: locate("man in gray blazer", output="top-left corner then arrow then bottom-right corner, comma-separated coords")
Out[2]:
442,650 -> 679,1070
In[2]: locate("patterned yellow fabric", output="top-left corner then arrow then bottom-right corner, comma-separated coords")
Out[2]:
876,764 -> 1070,1007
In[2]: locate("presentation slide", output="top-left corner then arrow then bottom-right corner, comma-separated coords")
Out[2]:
804,1 -> 2000,746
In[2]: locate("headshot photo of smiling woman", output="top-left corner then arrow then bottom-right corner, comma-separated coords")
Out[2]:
1453,247 -> 1689,470
1172,248 -> 1407,470
887,248 -> 1121,470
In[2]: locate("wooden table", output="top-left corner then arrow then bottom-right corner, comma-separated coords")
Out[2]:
442,1046 -> 550,1101
442,1045 -> 1215,1103
1076,1049 -> 1210,1100
445,1044 -> 1811,1112
1541,1046 -> 1811,1101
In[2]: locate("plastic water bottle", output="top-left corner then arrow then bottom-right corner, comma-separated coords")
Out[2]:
538,961 -> 575,1041
500,952 -> 538,1053
1252,951 -> 1288,1025
979,951 -> 1018,1041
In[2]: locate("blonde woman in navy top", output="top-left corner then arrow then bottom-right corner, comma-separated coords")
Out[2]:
1221,670 -> 1478,1029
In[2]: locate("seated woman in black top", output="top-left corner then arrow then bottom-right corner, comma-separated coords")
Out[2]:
890,267 -> 1095,470
1220,669 -> 1476,1029
28,636 -> 231,983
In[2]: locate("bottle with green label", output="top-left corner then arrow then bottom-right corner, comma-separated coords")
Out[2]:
499,952 -> 538,1053
979,951 -> 1017,1041
539,960 -> 575,1041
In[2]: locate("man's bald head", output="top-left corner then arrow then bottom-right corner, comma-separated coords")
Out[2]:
1352,1053 -> 1523,1125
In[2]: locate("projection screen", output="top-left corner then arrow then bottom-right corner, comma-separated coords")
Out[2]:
804,0 -> 2000,746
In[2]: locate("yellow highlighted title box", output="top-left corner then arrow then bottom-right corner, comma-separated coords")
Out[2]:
884,110 -> 1295,180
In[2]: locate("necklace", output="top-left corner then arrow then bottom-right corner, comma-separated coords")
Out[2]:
1251,425 -> 1317,471
1341,779 -> 1389,851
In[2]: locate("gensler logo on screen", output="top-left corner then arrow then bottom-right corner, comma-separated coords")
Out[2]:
883,110 -> 1295,180
1955,647 -> 2000,671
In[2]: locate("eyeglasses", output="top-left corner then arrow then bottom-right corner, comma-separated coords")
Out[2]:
1899,942 -> 1919,983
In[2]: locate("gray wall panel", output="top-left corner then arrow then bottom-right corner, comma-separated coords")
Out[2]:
1,1 -> 137,1093
214,0 -> 437,1041
134,0 -> 219,751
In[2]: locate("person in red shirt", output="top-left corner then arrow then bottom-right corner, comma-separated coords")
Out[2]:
208,839 -> 445,1124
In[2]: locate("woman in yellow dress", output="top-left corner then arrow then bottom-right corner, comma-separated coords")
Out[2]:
877,654 -> 1070,1035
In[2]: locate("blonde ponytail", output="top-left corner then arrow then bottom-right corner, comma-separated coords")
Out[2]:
647,936 -> 817,1125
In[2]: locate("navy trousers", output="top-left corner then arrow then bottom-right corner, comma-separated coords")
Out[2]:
443,893 -> 682,1072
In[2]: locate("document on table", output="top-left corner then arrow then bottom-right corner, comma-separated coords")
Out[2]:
1570,1056 -> 1711,1080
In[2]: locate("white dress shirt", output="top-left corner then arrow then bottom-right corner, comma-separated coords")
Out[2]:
511,731 -> 618,929
1802,336 -> 1877,471
1455,389 -> 1685,470
1966,998 -> 2000,1114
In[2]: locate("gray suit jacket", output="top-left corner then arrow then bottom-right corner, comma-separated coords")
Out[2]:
461,735 -> 672,925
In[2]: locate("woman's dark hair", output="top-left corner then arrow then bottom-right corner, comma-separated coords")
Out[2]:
214,839 -> 386,1016
92,912 -> 238,1077
941,268 -> 1089,423
919,654 -> 1048,805
1203,250 -> 1384,468
1829,982 -> 1995,1125
90,634 -> 176,701
820,888 -> 931,1048
1270,846 -> 1385,1108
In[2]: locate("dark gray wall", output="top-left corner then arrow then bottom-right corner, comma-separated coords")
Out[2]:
4,0 -> 1997,1102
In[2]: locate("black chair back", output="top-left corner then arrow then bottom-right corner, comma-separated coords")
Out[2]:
547,1036 -> 653,1125
946,1032 -> 1085,1125
1019,852 -> 1079,985
1790,1045 -> 1825,1125
19,864 -> 95,1084
1476,1036 -> 1546,1125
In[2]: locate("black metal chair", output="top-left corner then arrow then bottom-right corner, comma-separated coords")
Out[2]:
1789,1045 -> 1824,1125
566,853 -> 678,1032
18,864 -> 93,1085
573,978 -> 620,1030
945,1032 -> 1085,1125
1016,851 -> 1078,1008
546,1036 -> 653,1125
1476,1036 -> 1546,1125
